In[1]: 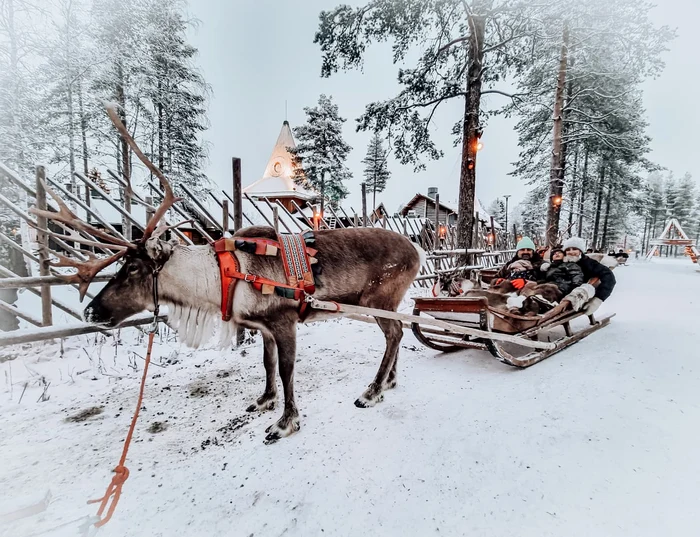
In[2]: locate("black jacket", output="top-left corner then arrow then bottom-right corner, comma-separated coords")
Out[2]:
577,255 -> 616,301
495,252 -> 543,280
543,261 -> 585,296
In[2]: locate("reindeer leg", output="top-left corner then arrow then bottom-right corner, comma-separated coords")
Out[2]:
246,330 -> 278,412
355,318 -> 402,408
385,355 -> 398,390
264,321 -> 300,444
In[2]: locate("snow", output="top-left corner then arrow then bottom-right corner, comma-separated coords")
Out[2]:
2,258 -> 700,536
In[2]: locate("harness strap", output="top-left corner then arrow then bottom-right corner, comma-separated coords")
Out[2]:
213,233 -> 317,322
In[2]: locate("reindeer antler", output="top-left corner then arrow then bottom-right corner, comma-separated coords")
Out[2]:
28,104 -> 185,302
105,104 -> 183,242
51,251 -> 126,301
29,179 -> 134,249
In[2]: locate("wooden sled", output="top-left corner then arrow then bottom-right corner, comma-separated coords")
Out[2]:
307,296 -> 614,369
410,296 -> 614,368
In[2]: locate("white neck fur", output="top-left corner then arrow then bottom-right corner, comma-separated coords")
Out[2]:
156,245 -> 233,348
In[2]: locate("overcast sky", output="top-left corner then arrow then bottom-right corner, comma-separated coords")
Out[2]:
186,0 -> 699,214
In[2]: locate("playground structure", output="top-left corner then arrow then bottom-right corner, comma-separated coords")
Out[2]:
645,218 -> 699,264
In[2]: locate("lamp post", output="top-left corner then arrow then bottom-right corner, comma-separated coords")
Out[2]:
503,194 -> 511,248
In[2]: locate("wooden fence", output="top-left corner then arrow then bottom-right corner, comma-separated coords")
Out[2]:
0,160 -> 514,346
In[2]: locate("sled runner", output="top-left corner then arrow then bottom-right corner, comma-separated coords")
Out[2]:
409,296 -> 614,367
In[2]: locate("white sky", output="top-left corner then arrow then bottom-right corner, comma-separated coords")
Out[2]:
186,0 -> 699,214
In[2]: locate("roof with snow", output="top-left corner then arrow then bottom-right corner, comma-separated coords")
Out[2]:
243,121 -> 317,201
399,193 -> 501,229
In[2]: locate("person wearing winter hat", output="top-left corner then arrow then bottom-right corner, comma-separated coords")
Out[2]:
493,236 -> 543,289
539,246 -> 585,296
560,236 -> 616,314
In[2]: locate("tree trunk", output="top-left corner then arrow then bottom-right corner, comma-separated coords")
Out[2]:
77,79 -> 89,176
157,79 -> 164,170
456,12 -> 486,259
545,22 -> 570,247
591,162 -> 606,249
601,178 -> 613,250
567,148 -> 579,237
65,3 -> 77,207
576,147 -> 589,236
116,62 -> 131,240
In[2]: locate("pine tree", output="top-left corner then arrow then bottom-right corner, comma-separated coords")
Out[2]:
487,199 -> 506,228
314,0 -> 540,251
507,0 -> 674,245
361,133 -> 390,209
143,0 -> 210,195
289,94 -> 352,209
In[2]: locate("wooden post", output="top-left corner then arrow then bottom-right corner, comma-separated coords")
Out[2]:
145,196 -> 155,223
490,215 -> 496,250
36,166 -> 53,327
402,218 -> 407,237
222,199 -> 229,234
273,206 -> 279,233
354,213 -> 359,228
231,157 -> 244,345
361,183 -> 368,227
434,192 -> 440,251
232,158 -> 243,234
513,224 -> 518,247
382,215 -> 387,229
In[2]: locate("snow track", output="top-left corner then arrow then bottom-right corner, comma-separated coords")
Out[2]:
1,259 -> 699,536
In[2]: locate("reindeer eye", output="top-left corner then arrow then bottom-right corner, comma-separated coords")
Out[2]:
128,265 -> 139,274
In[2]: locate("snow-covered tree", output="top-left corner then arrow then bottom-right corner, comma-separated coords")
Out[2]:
143,0 -> 210,195
487,198 -> 506,228
314,0 -> 541,251
361,132 -> 390,209
289,94 -> 352,208
506,0 -> 674,245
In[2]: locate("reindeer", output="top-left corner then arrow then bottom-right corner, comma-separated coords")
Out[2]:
31,106 -> 422,444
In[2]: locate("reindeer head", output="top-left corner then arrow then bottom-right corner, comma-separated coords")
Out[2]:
30,104 -> 186,327
83,237 -> 180,326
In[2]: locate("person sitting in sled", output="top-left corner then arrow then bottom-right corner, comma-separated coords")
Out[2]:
614,249 -> 629,264
558,237 -> 616,314
539,246 -> 585,296
492,236 -> 542,290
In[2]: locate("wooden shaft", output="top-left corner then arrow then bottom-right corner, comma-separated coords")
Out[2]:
434,192 -> 440,250
0,266 -> 82,320
232,157 -> 243,232
308,299 -> 556,351
222,199 -> 229,233
232,157 -> 245,346
0,273 -> 114,289
361,183 -> 367,227
0,314 -> 168,346
36,166 -> 53,327
0,299 -> 42,327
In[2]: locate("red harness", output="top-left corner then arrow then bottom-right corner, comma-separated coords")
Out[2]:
213,232 -> 317,322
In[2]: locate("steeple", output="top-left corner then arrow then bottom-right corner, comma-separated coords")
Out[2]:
243,121 -> 316,210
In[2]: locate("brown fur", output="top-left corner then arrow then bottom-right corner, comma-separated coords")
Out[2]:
84,226 -> 421,443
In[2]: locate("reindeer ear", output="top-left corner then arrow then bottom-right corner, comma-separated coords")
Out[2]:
145,237 -> 175,265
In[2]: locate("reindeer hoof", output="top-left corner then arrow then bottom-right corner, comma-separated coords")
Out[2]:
246,395 -> 277,412
263,415 -> 300,444
354,390 -> 384,408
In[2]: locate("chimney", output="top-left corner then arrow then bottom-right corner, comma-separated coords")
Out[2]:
427,187 -> 438,199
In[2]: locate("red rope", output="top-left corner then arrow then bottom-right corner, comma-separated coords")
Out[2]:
88,330 -> 155,528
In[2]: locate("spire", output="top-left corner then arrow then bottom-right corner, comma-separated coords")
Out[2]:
243,121 -> 316,200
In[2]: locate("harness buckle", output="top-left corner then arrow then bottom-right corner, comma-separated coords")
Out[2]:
244,273 -> 258,283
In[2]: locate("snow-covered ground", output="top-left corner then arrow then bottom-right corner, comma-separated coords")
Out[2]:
1,258 -> 699,537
